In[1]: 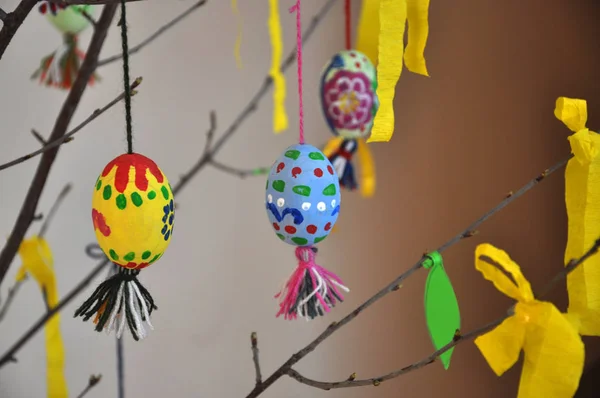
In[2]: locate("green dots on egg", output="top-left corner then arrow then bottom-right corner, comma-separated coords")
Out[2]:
292,237 -> 308,245
272,180 -> 286,192
147,190 -> 156,200
308,152 -> 325,160
292,185 -> 311,196
161,185 -> 170,200
116,194 -> 127,210
131,192 -> 143,207
285,150 -> 300,160
142,251 -> 152,260
149,253 -> 162,264
322,184 -> 337,196
124,252 -> 135,262
276,233 -> 285,241
314,236 -> 327,244
96,179 -> 102,191
109,249 -> 119,261
103,185 -> 112,200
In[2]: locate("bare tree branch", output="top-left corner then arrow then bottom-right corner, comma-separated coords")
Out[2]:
244,155 -> 571,398
286,237 -> 600,390
97,0 -> 208,67
0,0 -> 337,370
0,77 -> 142,172
76,374 -> 102,398
0,8 -> 7,22
0,2 -> 117,289
0,279 -> 26,323
210,161 -> 269,179
0,0 -> 39,60
251,332 -> 262,386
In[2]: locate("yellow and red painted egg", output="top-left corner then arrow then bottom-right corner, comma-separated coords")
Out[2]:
91,153 -> 174,270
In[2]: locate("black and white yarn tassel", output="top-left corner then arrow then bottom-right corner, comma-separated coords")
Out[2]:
328,139 -> 359,190
74,267 -> 156,341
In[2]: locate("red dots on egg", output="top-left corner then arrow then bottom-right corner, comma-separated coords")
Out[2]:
324,222 -> 332,231
285,226 -> 297,234
314,168 -> 323,177
306,225 -> 317,234
355,62 -> 361,68
276,162 -> 285,173
350,52 -> 356,57
273,223 -> 280,231
292,167 -> 302,177
327,165 -> 334,175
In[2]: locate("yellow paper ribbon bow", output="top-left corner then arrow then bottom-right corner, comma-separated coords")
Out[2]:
368,0 -> 430,143
473,244 -> 584,398
16,236 -> 68,398
322,137 -> 376,197
554,96 -> 600,336
268,0 -> 288,133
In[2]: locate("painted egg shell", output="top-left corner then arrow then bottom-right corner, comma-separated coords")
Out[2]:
265,144 -> 341,247
319,50 -> 379,139
47,5 -> 94,35
92,153 -> 174,270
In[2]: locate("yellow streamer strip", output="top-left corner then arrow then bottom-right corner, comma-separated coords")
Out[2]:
231,0 -> 243,69
474,244 -> 584,396
268,0 -> 288,133
355,0 -> 380,65
16,236 -> 67,398
368,0 -> 430,143
473,244 -> 584,398
356,139 -> 375,197
555,97 -> 600,336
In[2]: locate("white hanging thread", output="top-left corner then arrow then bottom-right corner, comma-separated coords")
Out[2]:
47,41 -> 70,86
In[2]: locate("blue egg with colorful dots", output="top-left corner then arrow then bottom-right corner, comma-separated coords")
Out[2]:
265,144 -> 341,247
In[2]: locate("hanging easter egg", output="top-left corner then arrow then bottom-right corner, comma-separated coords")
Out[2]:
319,50 -> 379,139
76,153 -> 174,341
266,143 -> 341,246
46,4 -> 93,35
91,153 -> 174,268
33,2 -> 98,89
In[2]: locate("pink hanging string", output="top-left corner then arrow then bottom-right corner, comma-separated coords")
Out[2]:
289,0 -> 304,144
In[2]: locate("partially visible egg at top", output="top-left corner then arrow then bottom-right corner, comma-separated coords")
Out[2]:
92,153 -> 174,270
319,50 -> 379,139
265,144 -> 341,247
47,5 -> 94,35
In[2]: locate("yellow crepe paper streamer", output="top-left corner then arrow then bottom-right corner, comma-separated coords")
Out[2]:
473,243 -> 584,398
322,137 -> 375,198
268,0 -> 288,133
554,96 -> 600,336
16,236 -> 67,398
368,0 -> 430,143
355,0 -> 380,66
231,0 -> 243,69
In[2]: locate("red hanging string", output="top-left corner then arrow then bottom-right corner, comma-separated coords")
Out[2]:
290,0 -> 304,144
345,0 -> 351,50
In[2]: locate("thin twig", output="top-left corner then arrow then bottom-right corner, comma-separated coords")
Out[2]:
0,0 -> 39,60
0,77 -> 142,172
76,374 -> 102,398
80,10 -> 98,28
97,0 -> 208,67
0,279 -> 26,323
202,111 -> 217,157
0,1 -> 117,293
39,183 -> 72,238
210,161 -> 269,179
251,332 -> 262,386
0,0 -> 336,370
0,8 -> 7,22
244,155 -> 571,398
286,238 -> 600,390
30,129 -> 48,146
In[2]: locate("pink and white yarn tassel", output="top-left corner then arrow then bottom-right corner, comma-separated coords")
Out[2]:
275,247 -> 349,320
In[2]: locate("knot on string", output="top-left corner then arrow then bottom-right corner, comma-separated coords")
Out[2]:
275,245 -> 349,321
295,246 -> 316,266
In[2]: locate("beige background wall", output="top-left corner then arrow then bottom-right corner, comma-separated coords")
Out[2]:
0,0 -> 599,397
